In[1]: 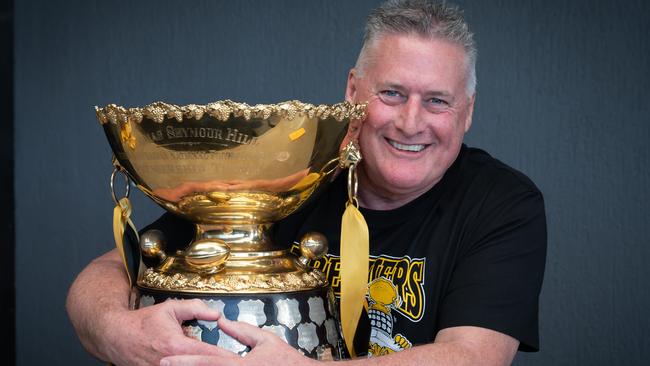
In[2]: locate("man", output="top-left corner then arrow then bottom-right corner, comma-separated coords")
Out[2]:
67,1 -> 546,365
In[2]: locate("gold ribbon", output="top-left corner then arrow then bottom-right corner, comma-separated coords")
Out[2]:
112,197 -> 139,287
339,141 -> 369,357
340,200 -> 369,357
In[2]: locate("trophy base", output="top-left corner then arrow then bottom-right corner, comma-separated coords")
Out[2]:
133,285 -> 343,360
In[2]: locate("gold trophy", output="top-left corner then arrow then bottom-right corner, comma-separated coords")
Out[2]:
96,100 -> 366,359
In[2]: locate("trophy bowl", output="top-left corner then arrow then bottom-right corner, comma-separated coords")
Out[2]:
96,100 -> 366,359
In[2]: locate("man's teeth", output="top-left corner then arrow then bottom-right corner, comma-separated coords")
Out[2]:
388,140 -> 426,152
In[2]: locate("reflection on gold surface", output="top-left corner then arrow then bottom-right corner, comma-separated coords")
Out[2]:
153,168 -> 309,202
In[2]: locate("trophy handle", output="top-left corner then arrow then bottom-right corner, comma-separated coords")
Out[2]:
110,166 -> 143,288
110,163 -> 131,205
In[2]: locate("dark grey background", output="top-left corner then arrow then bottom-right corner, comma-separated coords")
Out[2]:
14,0 -> 650,365
1,0 -> 14,364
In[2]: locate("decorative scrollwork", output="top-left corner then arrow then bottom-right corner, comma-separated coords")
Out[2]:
96,100 -> 367,125
139,267 -> 327,293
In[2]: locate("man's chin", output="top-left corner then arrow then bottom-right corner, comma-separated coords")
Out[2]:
382,175 -> 436,196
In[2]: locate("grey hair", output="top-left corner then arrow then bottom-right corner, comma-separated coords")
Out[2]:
355,0 -> 477,96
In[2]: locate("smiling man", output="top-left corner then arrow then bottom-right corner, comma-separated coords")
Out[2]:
348,33 -> 475,210
66,1 -> 547,365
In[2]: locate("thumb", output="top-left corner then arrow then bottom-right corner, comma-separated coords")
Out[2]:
161,355 -> 234,366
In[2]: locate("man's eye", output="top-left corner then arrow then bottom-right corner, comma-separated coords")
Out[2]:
381,90 -> 401,97
378,90 -> 406,104
425,97 -> 450,112
428,97 -> 448,105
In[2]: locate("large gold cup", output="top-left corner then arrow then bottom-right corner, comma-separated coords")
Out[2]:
96,100 -> 366,359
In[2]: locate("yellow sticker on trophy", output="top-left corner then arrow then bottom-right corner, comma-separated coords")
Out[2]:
290,172 -> 321,191
289,128 -> 306,141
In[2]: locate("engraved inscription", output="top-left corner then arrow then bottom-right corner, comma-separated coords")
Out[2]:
324,318 -> 339,346
237,299 -> 266,326
276,298 -> 301,329
308,296 -> 327,326
217,329 -> 248,354
297,322 -> 318,353
151,126 -> 258,146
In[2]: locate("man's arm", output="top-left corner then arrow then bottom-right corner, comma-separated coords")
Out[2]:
66,249 -> 225,366
160,318 -> 517,366
352,325 -> 518,366
66,249 -> 131,362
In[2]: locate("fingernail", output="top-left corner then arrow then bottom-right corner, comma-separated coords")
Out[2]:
160,359 -> 170,366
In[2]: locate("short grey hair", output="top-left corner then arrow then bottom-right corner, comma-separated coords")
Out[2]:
355,0 -> 477,96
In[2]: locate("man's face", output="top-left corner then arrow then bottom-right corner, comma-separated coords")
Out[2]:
346,34 -> 475,208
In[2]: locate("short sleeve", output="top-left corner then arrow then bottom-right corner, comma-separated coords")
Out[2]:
139,212 -> 195,254
437,188 -> 547,351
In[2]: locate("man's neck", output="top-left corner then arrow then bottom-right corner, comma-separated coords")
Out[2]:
356,169 -> 438,211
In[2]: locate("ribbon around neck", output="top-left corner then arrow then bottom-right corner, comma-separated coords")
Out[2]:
340,190 -> 369,357
112,197 -> 139,287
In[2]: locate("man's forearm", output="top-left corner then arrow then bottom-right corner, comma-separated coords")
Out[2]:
331,343 -> 501,366
331,326 -> 518,366
65,249 -> 131,361
327,344 -> 473,366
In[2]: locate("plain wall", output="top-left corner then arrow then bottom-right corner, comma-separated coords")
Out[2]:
2,0 -> 15,363
15,0 -> 650,365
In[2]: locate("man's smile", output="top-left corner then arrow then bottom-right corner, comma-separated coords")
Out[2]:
386,138 -> 428,153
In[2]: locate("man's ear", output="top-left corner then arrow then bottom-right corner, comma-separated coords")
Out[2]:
345,69 -> 358,102
464,95 -> 475,133
341,69 -> 363,151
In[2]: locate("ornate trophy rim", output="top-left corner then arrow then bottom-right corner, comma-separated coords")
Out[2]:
95,99 -> 367,125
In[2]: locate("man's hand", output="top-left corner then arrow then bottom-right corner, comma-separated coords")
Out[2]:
102,299 -> 225,366
66,250 -> 227,366
160,316 -> 318,366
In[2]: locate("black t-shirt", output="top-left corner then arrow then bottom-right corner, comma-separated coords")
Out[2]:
142,145 -> 547,356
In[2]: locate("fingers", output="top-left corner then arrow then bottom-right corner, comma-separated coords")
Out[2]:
170,337 -> 235,358
160,355 -> 219,366
160,355 -> 239,366
165,299 -> 222,322
216,316 -> 270,348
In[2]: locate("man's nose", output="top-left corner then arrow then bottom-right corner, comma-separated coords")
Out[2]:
394,97 -> 422,136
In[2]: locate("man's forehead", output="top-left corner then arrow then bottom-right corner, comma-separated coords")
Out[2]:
364,34 -> 466,71
359,33 -> 469,96
371,33 -> 465,56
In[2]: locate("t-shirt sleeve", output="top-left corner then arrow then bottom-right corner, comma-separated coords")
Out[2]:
437,187 -> 547,351
139,212 -> 195,254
